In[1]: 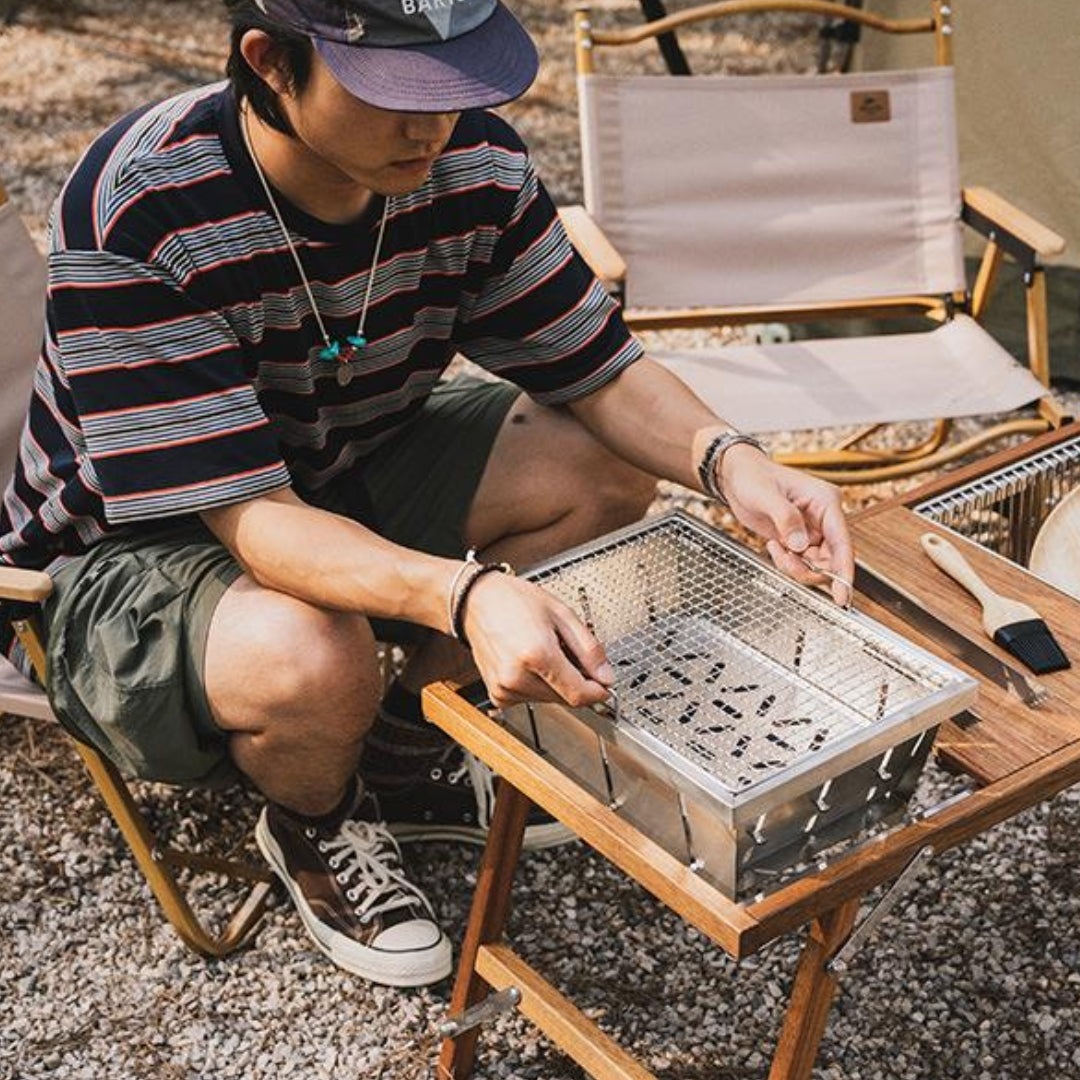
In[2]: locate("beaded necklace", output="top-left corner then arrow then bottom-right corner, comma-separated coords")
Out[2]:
241,106 -> 390,388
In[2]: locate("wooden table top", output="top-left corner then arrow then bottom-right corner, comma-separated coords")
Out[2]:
851,503 -> 1080,785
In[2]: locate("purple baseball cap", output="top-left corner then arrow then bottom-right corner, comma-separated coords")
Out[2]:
252,0 -> 539,112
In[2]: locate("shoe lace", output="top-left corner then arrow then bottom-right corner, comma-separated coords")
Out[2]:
447,751 -> 496,830
321,820 -> 435,924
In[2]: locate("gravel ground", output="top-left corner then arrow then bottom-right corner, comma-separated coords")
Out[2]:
2,3 -> 1079,1079
4,713 -> 1080,1080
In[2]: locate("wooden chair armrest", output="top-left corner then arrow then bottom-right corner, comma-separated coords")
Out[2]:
962,186 -> 1066,261
0,566 -> 53,603
557,205 -> 627,288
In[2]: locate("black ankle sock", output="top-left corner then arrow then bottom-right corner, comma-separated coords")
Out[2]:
361,680 -> 451,791
278,775 -> 358,834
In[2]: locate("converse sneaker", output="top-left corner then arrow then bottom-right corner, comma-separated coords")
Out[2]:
255,799 -> 452,987
369,740 -> 576,851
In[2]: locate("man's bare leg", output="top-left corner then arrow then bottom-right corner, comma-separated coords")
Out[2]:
201,394 -> 654,794
202,576 -> 453,987
203,577 -> 383,816
199,394 -> 653,812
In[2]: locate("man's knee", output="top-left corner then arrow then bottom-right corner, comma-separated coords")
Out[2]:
257,606 -> 379,713
206,579 -> 382,741
589,457 -> 656,531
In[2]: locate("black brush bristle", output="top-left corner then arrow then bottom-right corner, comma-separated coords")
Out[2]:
993,619 -> 1071,674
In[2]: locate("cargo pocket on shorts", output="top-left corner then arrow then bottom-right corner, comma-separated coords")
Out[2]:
46,564 -> 230,786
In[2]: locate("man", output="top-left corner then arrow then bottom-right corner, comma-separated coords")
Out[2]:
0,0 -> 852,988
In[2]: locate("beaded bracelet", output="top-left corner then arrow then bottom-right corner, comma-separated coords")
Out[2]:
446,549 -> 480,638
448,553 -> 513,647
697,431 -> 767,506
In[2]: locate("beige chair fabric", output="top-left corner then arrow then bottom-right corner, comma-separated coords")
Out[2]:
0,199 -> 46,493
0,658 -> 52,720
579,63 -> 1048,433
579,67 -> 967,310
654,314 -> 1045,434
0,195 -> 51,717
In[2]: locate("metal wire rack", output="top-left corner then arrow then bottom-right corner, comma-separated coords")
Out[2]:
915,433 -> 1080,565
529,512 -> 964,797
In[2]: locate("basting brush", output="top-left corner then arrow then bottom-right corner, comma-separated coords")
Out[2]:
920,532 -> 1070,674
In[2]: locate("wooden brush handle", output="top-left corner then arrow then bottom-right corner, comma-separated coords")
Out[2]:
920,533 -> 999,607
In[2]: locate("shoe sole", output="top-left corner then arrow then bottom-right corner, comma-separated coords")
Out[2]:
255,812 -> 453,988
389,819 -> 578,852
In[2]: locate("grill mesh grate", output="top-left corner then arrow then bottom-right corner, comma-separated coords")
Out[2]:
916,434 -> 1080,564
530,514 -> 957,794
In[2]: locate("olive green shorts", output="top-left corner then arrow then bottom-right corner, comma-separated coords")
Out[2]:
43,376 -> 520,786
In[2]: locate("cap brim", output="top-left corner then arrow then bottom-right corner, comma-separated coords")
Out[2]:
313,3 -> 539,113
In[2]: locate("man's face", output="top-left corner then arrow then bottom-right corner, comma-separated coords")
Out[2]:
279,47 -> 461,195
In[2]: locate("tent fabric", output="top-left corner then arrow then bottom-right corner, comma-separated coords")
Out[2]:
653,314 -> 1046,434
858,0 -> 1080,267
578,67 -> 966,309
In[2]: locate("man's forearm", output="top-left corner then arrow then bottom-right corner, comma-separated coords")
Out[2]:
568,357 -> 738,492
201,488 -> 457,632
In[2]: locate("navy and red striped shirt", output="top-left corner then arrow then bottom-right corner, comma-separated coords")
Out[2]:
1,84 -> 642,667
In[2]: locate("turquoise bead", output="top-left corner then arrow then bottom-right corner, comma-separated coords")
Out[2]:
347,333 -> 367,349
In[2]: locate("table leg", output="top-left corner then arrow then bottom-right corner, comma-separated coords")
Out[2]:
437,778 -> 534,1079
768,898 -> 861,1080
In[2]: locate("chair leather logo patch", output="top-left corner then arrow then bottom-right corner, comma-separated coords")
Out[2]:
851,90 -> 891,123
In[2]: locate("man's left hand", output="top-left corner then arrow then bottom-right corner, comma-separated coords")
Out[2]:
719,443 -> 854,606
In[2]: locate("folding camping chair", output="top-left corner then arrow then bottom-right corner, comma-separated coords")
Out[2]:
0,178 -> 279,957
562,0 -> 1069,482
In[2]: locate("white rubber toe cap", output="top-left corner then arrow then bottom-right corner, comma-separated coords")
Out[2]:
373,918 -> 445,953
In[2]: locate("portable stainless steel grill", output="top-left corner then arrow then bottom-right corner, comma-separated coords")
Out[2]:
498,511 -> 977,899
916,431 -> 1080,566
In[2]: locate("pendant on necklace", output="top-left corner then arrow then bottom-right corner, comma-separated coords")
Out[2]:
323,334 -> 367,387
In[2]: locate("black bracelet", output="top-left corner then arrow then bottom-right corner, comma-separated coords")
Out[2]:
451,561 -> 513,647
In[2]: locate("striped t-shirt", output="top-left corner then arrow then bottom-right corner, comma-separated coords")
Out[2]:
0,84 -> 642,661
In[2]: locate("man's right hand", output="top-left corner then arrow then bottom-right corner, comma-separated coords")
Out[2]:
459,571 -> 614,710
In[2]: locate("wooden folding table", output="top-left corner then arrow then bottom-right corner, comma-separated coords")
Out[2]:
424,428 -> 1080,1079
